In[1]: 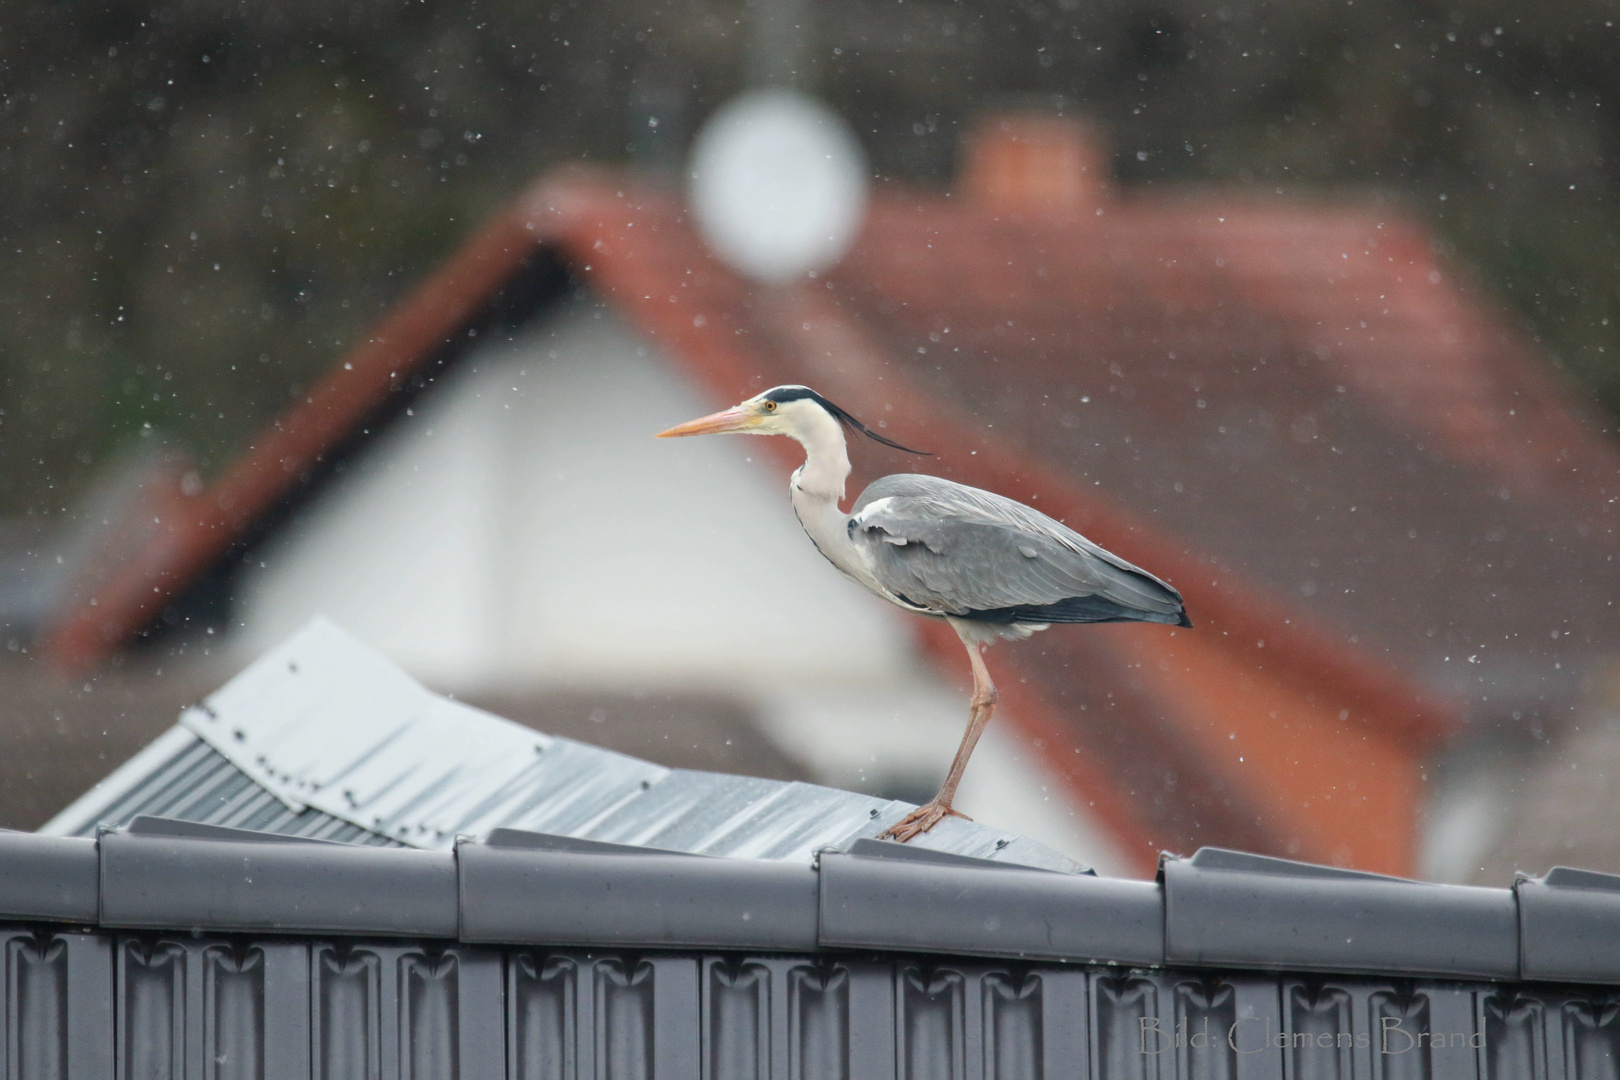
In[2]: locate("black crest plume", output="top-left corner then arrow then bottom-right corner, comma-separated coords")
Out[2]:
763,386 -> 932,455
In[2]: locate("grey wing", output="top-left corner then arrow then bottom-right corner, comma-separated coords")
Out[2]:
849,474 -> 1189,626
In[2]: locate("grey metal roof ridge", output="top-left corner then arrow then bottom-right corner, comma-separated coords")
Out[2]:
98,815 -> 457,937
1178,845 -> 1398,881
0,828 -> 98,923
1162,847 -> 1520,980
458,828 -> 819,950
1517,864 -> 1620,983
819,839 -> 1164,964
835,835 -> 1090,874
120,814 -> 347,845
13,822 -> 1620,981
480,826 -> 697,855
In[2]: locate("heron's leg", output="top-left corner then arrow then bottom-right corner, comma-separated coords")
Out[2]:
880,634 -> 1000,843
933,639 -> 999,809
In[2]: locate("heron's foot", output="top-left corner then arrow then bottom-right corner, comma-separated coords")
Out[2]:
879,800 -> 972,843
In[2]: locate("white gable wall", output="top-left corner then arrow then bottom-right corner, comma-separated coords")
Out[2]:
488,305 -> 918,686
235,298 -> 917,688
231,353 -> 502,680
230,296 -> 1130,873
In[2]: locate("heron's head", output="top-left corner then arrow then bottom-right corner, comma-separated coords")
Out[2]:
656,385 -> 928,454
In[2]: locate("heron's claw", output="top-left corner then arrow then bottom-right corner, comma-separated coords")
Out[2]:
878,800 -> 972,843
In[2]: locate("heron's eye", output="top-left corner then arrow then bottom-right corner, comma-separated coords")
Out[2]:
762,400 -> 778,412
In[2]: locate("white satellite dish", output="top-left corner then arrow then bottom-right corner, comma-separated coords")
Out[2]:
688,90 -> 869,286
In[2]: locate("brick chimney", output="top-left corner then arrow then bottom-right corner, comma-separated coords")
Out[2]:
958,114 -> 1110,218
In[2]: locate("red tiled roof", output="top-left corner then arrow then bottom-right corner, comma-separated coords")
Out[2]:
834,192 -> 1620,704
849,195 -> 1620,522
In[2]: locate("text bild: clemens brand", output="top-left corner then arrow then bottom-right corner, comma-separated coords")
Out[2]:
1140,1017 -> 1485,1055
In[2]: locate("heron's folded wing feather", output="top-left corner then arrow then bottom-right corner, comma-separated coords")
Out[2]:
851,474 -> 1184,619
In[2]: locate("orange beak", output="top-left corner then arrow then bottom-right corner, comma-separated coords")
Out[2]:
655,405 -> 761,438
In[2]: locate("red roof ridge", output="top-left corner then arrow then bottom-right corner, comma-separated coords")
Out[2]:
855,187 -> 1620,532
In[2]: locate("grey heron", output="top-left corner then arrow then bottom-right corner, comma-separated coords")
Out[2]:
658,385 -> 1191,842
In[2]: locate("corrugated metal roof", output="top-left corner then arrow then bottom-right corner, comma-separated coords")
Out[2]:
42,618 -> 1086,873
41,725 -> 396,845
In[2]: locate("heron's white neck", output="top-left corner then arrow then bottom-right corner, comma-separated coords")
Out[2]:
784,407 -> 871,584
787,405 -> 852,503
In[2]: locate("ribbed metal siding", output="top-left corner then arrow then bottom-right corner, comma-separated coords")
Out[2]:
1,929 -> 114,1080
6,923 -> 1618,1079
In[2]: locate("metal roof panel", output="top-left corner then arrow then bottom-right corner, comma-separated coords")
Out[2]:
0,830 -> 98,922
1163,847 -> 1519,979
60,619 -> 1084,873
1516,866 -> 1620,983
99,815 -> 458,937
457,829 -> 819,950
819,839 -> 1164,964
40,727 -> 396,846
